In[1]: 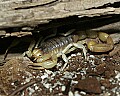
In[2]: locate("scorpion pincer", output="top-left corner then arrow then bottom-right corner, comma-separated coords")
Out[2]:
26,30 -> 114,69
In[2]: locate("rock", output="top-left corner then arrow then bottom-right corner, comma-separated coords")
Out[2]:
75,77 -> 101,94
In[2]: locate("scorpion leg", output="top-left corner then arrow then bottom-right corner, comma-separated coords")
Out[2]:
23,39 -> 36,58
62,41 -> 87,59
65,40 -> 86,54
34,35 -> 44,48
4,37 -> 33,60
56,52 -> 68,71
59,41 -> 87,70
60,53 -> 69,71
59,29 -> 75,36
4,38 -> 21,60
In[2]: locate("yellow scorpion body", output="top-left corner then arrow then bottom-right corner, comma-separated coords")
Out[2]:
26,30 -> 114,69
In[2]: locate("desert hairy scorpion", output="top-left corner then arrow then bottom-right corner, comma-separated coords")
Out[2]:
25,30 -> 114,69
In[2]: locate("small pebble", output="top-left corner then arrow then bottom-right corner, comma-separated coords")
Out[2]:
68,91 -> 74,96
61,85 -> 66,91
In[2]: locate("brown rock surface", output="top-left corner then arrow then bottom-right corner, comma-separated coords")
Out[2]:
75,77 -> 102,94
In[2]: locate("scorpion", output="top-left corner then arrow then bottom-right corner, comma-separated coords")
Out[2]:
25,30 -> 114,69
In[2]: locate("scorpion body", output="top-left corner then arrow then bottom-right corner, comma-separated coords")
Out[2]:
38,35 -> 78,55
26,30 -> 114,69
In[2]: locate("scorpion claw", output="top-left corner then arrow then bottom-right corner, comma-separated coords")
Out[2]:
29,60 -> 57,69
30,52 -> 57,69
41,60 -> 57,69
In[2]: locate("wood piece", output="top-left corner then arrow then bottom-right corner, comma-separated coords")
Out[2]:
92,21 -> 120,31
0,0 -> 120,29
0,31 -> 32,38
0,30 -> 6,36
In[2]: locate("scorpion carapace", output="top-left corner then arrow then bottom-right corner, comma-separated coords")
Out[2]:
25,30 -> 114,69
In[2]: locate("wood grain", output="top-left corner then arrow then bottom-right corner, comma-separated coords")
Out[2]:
0,0 -> 120,29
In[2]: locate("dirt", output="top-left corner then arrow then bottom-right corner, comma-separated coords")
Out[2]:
0,42 -> 120,96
